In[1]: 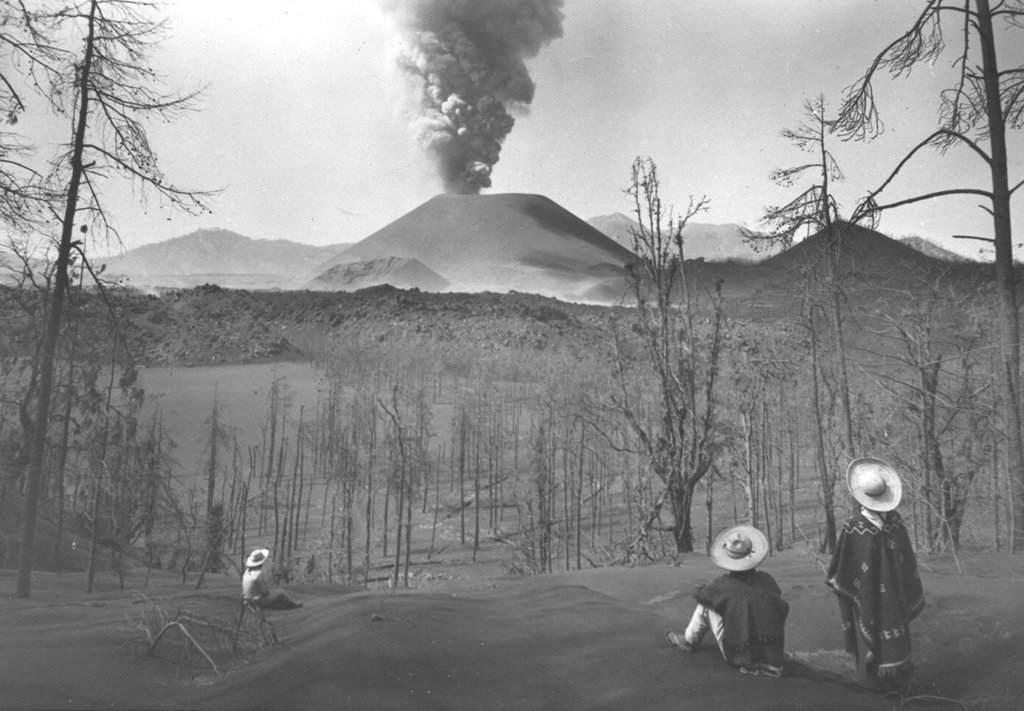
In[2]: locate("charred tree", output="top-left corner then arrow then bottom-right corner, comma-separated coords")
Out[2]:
610,157 -> 724,554
13,0 -> 213,598
833,0 -> 1024,550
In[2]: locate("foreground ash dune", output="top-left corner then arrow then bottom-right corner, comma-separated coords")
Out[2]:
1,550 -> 1020,711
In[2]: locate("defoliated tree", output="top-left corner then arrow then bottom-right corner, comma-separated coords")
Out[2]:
609,157 -> 724,554
760,96 -> 845,243
0,2 -> 55,229
752,95 -> 861,551
832,0 -> 1024,550
14,0 -> 214,598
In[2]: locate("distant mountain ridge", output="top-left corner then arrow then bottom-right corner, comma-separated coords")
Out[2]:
898,235 -> 965,262
97,229 -> 349,289
97,197 -> 636,300
0,247 -> 46,287
587,213 -> 777,262
585,213 -> 641,251
91,201 -> 980,301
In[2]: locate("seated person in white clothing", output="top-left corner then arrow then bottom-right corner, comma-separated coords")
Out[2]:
242,548 -> 303,610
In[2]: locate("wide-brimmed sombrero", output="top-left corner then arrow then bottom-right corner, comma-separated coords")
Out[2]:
847,457 -> 902,512
710,524 -> 768,572
245,548 -> 270,569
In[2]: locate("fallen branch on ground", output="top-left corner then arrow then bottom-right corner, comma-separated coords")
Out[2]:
120,591 -> 277,677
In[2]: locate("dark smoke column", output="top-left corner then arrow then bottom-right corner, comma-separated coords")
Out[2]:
385,0 -> 564,195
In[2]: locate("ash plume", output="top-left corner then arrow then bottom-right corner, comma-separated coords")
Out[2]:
385,0 -> 564,195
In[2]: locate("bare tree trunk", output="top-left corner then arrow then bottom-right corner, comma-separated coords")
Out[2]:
50,323 -> 80,571
829,284 -> 856,461
743,411 -> 756,526
810,313 -> 837,553
206,392 -> 219,517
239,483 -> 248,565
789,421 -> 798,543
576,423 -> 584,571
364,450 -> 372,587
295,410 -> 307,549
667,473 -> 700,552
382,474 -> 390,559
85,461 -> 104,594
272,445 -> 285,564
364,402 -> 376,587
404,474 -> 412,587
328,493 -> 336,583
393,470 -> 404,587
16,1 -> 97,600
380,389 -> 408,588
993,416 -> 1002,552
459,407 -> 466,545
976,0 -> 1024,552
760,393 -> 773,550
346,440 -> 355,583
776,399 -> 785,550
705,467 -> 714,554
474,422 -> 481,562
429,447 -> 441,559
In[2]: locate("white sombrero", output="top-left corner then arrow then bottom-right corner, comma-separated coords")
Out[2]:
710,524 -> 768,572
847,457 -> 902,512
245,548 -> 270,569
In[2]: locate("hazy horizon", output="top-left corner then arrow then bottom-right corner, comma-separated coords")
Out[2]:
12,1 -> 1023,263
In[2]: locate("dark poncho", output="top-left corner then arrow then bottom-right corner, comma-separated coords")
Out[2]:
825,510 -> 925,678
694,569 -> 789,670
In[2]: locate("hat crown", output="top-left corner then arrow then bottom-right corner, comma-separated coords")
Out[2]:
724,533 -> 752,558
711,525 -> 767,571
847,458 -> 902,512
860,470 -> 887,496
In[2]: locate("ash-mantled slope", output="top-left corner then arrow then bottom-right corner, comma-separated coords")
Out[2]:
759,221 -> 953,280
315,193 -> 635,300
305,256 -> 449,292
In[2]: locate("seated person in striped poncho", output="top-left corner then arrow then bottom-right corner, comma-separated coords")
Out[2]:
668,525 -> 789,676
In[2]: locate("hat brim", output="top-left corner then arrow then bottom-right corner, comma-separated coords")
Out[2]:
847,458 -> 903,512
245,548 -> 270,568
710,525 -> 768,571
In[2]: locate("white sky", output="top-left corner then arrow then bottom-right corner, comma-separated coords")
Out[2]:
86,0 -> 1024,260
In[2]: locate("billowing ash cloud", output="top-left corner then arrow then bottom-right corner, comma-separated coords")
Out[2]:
384,0 -> 564,195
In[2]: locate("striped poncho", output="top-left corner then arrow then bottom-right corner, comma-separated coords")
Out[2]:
694,569 -> 789,670
825,510 -> 925,679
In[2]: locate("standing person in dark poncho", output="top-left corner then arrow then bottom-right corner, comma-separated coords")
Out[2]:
826,458 -> 925,694
667,525 -> 789,676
